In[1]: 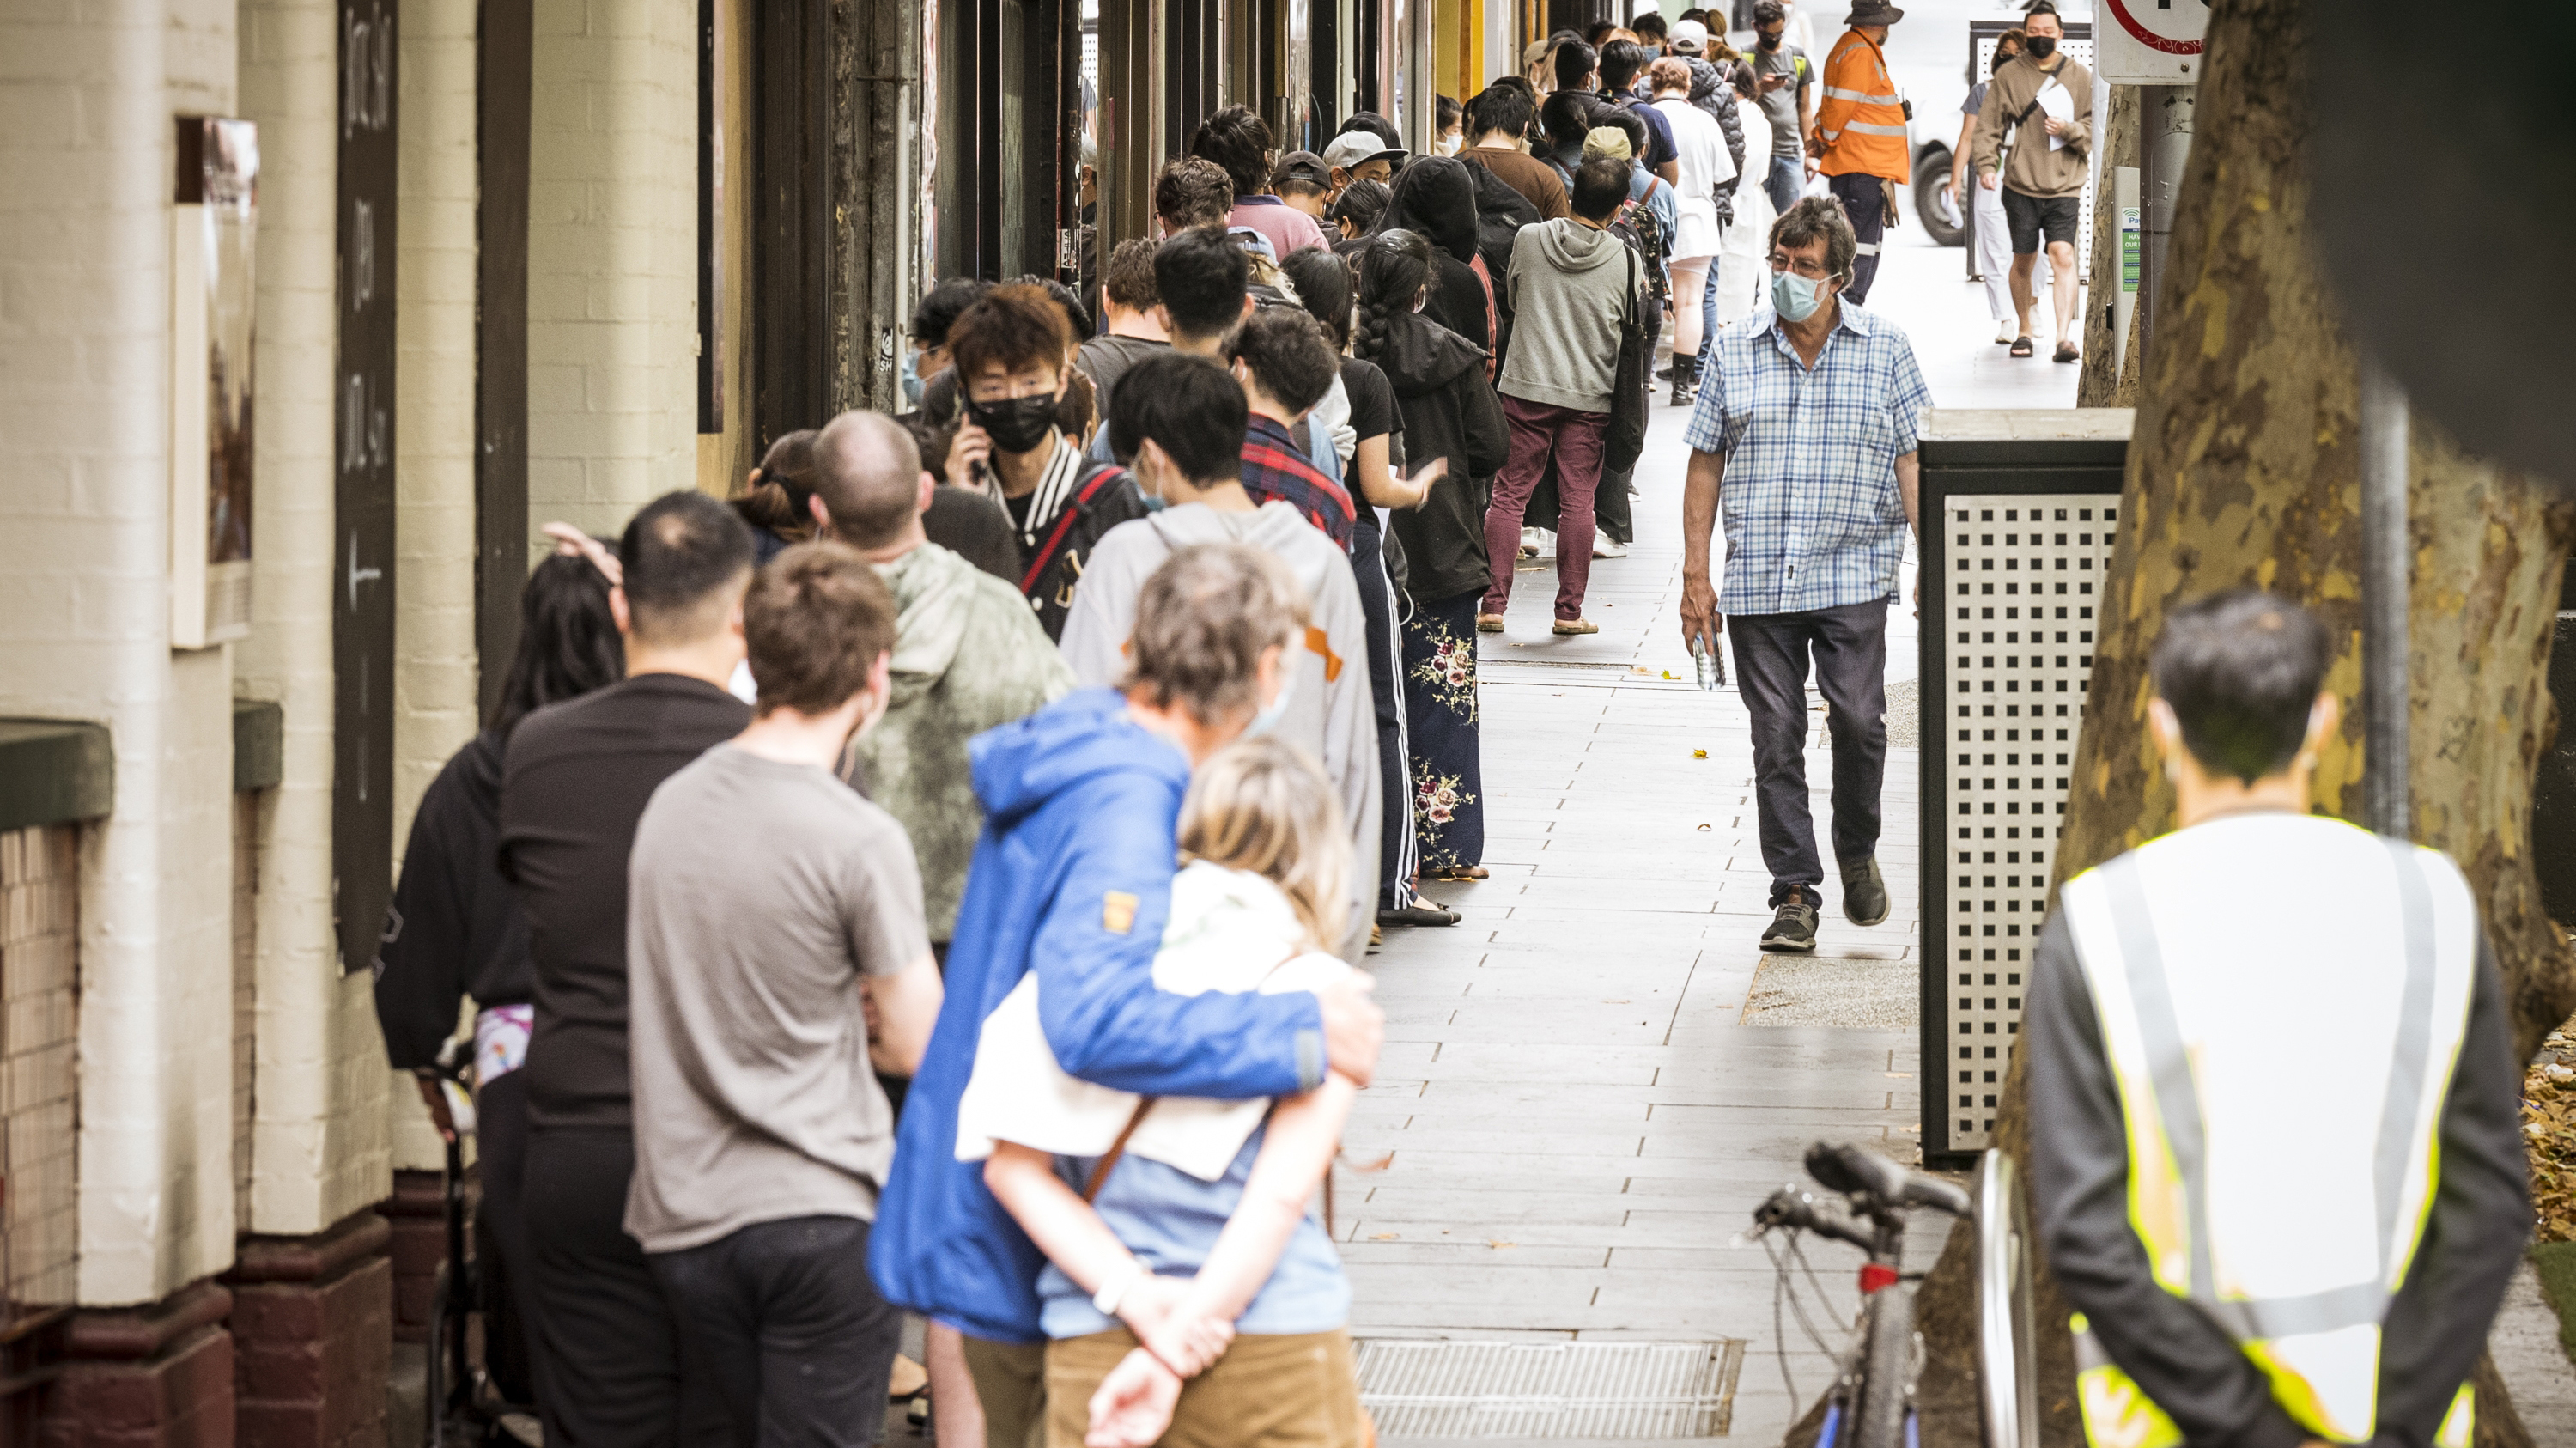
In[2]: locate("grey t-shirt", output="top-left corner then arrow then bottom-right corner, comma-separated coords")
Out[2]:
1753,45 -> 1808,156
623,744 -> 931,1253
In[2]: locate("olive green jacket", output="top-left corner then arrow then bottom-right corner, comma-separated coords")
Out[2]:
849,543 -> 1073,940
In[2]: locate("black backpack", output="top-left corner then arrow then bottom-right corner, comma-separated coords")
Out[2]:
1461,155 -> 1542,283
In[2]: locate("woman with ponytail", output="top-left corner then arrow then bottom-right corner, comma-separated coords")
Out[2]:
729,429 -> 823,563
1352,229 -> 1509,885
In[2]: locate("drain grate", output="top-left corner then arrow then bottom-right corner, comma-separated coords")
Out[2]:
1354,1339 -> 1745,1439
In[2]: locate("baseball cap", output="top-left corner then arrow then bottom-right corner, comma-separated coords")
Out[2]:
1668,18 -> 1710,54
1323,131 -> 1406,172
1273,149 -> 1331,187
1583,125 -> 1634,163
1522,37 -> 1557,69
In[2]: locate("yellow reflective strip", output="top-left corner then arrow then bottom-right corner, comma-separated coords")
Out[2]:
1824,86 -> 1899,104
2075,1360 -> 2185,1448
2241,1335 -> 2379,1443
2434,1383 -> 2474,1448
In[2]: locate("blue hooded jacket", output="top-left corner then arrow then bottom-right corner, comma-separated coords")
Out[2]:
869,688 -> 1327,1344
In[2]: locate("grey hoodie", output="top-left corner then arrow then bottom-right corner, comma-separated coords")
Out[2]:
1500,217 -> 1634,413
1057,502 -> 1382,964
849,542 -> 1074,940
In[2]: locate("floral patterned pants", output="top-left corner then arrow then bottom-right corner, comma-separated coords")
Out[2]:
1401,587 -> 1486,874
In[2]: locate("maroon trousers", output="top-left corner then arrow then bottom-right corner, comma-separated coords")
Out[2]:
1484,395 -> 1608,621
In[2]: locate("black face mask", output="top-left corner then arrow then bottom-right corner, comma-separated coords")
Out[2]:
966,391 -> 1060,454
1758,30 -> 1782,50
2024,35 -> 2057,59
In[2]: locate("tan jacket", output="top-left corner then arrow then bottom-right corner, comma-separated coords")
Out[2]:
1971,52 -> 2093,199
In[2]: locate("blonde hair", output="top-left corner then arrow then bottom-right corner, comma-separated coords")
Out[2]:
1176,737 -> 1351,953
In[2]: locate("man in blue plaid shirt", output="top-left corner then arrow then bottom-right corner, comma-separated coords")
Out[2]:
1679,197 -> 1929,953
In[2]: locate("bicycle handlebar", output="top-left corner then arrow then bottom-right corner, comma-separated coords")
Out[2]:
1805,1141 -> 1973,1220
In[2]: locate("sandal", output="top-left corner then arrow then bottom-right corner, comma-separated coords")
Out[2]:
2008,336 -> 2035,358
2053,342 -> 2081,363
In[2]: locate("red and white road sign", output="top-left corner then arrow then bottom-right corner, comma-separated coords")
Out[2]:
2097,0 -> 2208,83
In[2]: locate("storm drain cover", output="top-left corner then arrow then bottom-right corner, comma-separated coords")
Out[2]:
1354,1339 -> 1746,1439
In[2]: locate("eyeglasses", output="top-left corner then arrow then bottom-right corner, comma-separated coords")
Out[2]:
1767,253 -> 1832,280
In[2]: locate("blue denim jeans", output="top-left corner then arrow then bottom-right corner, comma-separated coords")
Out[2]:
1700,252 -> 1721,359
1765,154 -> 1806,220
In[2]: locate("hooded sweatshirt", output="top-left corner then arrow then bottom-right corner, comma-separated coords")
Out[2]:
374,729 -> 531,1069
849,542 -> 1075,941
1370,312 -> 1510,605
1501,217 -> 1633,413
1378,158 -> 1495,358
1057,502 -> 1382,964
866,689 -> 1326,1345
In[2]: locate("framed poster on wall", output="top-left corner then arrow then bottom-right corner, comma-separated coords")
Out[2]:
171,116 -> 259,650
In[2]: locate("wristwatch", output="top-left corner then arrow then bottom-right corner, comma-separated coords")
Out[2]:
1092,1261 -> 1148,1318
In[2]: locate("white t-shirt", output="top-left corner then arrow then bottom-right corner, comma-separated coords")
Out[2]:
1654,97 -> 1734,259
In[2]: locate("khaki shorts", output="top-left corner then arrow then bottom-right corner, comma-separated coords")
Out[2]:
1044,1327 -> 1367,1448
962,1335 -> 1048,1448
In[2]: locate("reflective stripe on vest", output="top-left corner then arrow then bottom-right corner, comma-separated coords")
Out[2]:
2058,817 -> 2480,1445
1816,30 -> 1908,179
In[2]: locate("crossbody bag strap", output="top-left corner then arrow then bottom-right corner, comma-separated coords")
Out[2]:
1080,1097 -> 1160,1204
1017,466 -> 1122,597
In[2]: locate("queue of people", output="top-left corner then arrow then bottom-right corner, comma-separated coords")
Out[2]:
369,13 -> 1951,1443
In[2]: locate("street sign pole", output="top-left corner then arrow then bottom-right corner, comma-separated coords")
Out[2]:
2097,1 -> 2206,365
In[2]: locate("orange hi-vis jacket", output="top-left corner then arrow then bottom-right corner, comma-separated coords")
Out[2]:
1815,28 -> 1908,182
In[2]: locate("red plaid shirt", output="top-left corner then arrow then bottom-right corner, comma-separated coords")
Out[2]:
1240,416 -> 1357,548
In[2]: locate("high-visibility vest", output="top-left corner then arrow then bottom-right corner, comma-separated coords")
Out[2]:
2055,814 -> 2481,1448
1815,29 -> 1908,181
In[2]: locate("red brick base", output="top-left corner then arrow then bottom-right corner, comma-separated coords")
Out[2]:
381,1170 -> 447,1345
226,1212 -> 392,1448
35,1282 -> 236,1448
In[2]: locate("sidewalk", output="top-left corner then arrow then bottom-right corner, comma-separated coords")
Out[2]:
1347,394 -> 1933,1447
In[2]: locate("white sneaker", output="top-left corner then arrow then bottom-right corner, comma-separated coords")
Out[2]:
1995,321 -> 2017,344
1592,536 -> 1628,558
1519,526 -> 1540,558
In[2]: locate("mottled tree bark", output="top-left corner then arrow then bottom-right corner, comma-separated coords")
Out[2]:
2075,86 -> 2140,409
1886,1 -> 2576,1445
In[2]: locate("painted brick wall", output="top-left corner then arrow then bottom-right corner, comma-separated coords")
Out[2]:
236,0 -> 394,1240
385,0 -> 483,1177
0,0 -> 248,1305
526,0 -> 702,544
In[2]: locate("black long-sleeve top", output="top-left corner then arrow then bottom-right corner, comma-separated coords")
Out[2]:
2026,908 -> 2530,1448
372,730 -> 531,1069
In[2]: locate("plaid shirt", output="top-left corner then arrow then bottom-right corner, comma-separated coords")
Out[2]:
1241,415 -> 1357,548
1684,298 -> 1930,616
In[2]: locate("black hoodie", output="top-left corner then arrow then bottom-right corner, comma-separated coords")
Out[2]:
1370,311 -> 1510,604
373,730 -> 532,1069
1378,158 -> 1494,358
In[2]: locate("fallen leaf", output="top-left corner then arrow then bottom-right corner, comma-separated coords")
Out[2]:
1692,748 -> 1708,758
1662,670 -> 1679,680
1487,1240 -> 1517,1250
1696,823 -> 1712,831
1370,1232 -> 1400,1240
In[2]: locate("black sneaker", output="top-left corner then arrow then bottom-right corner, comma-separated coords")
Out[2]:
1377,903 -> 1462,928
1842,856 -> 1890,928
1760,891 -> 1819,952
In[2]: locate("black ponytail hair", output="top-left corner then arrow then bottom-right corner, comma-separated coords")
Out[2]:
489,550 -> 625,737
1351,228 -> 1436,366
1278,246 -> 1356,350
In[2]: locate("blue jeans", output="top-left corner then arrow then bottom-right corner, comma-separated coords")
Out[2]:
1765,154 -> 1805,220
1700,252 -> 1721,359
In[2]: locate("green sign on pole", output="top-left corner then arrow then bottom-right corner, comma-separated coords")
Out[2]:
2120,205 -> 2142,294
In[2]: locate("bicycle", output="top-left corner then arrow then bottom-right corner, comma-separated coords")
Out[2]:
1744,1144 -> 2039,1448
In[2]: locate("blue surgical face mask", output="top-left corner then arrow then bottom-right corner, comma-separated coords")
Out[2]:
1245,669 -> 1297,738
900,344 -> 925,408
1771,269 -> 1826,323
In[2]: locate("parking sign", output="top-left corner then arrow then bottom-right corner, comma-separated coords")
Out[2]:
2097,0 -> 2208,84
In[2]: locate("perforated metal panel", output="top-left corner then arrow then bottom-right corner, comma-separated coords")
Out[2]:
1916,420 -> 2131,1166
1353,1339 -> 1744,1439
1935,499 -> 2116,1155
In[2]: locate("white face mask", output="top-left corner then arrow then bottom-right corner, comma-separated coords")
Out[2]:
1435,134 -> 1463,156
1246,668 -> 1297,737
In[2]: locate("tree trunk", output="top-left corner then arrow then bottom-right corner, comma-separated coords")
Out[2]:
1890,1 -> 2576,1445
2074,86 -> 2140,409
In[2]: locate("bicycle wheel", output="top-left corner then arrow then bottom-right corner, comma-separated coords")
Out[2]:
1855,1286 -> 1913,1448
1975,1150 -> 2041,1448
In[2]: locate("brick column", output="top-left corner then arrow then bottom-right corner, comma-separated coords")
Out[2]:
225,1212 -> 392,1448
380,1171 -> 447,1344
37,1282 -> 235,1448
